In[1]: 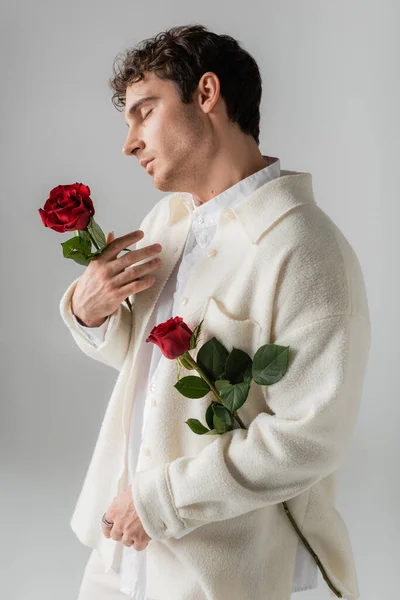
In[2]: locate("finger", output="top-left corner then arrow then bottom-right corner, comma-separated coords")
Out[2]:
133,539 -> 149,551
105,231 -> 115,244
101,511 -> 114,538
101,521 -> 113,538
111,527 -> 123,541
122,536 -> 135,547
102,230 -> 144,261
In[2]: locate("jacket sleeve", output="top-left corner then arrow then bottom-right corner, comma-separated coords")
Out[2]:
59,276 -> 133,371
73,312 -> 110,347
131,310 -> 371,541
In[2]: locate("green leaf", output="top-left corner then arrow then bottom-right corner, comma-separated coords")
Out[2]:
225,347 -> 253,384
214,379 -> 230,392
219,381 -> 251,412
252,343 -> 290,385
61,235 -> 107,266
189,318 -> 204,350
212,404 -> 234,434
174,375 -> 211,398
243,369 -> 253,384
88,217 -> 107,248
196,337 -> 229,382
185,419 -> 210,435
61,236 -> 92,258
205,403 -> 215,430
69,253 -> 92,267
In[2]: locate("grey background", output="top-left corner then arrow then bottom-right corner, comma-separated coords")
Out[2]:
1,1 -> 398,598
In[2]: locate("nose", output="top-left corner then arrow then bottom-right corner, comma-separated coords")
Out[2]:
122,142 -> 136,156
122,132 -> 142,157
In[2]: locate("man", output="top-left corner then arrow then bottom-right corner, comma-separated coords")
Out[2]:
60,24 -> 371,600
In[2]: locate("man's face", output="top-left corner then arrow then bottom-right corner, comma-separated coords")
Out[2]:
122,71 -> 209,192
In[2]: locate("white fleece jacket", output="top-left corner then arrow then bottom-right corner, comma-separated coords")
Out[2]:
73,157 -> 319,597
59,168 -> 371,600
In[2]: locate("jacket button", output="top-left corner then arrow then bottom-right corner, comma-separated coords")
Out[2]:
207,248 -> 217,258
143,447 -> 151,456
224,208 -> 236,219
181,297 -> 188,305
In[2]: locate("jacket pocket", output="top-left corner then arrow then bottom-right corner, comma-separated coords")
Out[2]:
199,295 -> 262,356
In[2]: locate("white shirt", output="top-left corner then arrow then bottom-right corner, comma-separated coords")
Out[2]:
73,155 -> 318,598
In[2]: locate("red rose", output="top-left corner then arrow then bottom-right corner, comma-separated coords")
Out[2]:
38,182 -> 95,232
146,316 -> 193,359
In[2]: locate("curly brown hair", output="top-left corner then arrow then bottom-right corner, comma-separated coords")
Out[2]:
108,24 -> 262,145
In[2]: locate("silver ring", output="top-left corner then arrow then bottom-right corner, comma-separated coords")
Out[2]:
102,512 -> 113,528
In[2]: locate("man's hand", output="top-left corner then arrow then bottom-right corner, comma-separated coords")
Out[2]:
101,484 -> 152,551
72,230 -> 163,327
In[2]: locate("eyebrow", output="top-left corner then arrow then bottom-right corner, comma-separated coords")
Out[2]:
125,96 -> 159,125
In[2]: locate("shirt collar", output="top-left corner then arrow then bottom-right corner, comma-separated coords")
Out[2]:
164,155 -> 316,245
181,155 -> 281,218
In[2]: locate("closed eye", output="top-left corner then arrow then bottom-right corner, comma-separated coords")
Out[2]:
143,108 -> 153,120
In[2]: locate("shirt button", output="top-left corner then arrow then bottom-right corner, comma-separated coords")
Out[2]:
224,208 -> 236,219
143,447 -> 151,456
150,381 -> 156,392
207,248 -> 217,258
151,396 -> 157,407
196,216 -> 204,225
181,297 -> 188,305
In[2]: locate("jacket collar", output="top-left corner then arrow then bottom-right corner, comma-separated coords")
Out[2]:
164,169 -> 316,245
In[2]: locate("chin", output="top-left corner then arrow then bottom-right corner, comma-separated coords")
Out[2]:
152,179 -> 172,193
152,171 -> 179,193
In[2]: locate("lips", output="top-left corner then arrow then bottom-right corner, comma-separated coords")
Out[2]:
140,158 -> 154,169
145,159 -> 154,171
